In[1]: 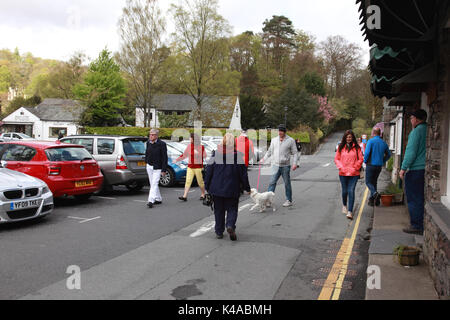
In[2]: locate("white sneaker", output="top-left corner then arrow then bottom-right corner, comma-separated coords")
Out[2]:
342,206 -> 348,214
283,200 -> 293,207
346,212 -> 354,220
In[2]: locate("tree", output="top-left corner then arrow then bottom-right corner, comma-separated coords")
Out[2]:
171,0 -> 232,121
299,72 -> 326,96
74,49 -> 127,127
262,15 -> 297,77
319,35 -> 362,98
240,94 -> 266,129
266,84 -> 323,131
26,52 -> 87,99
4,95 -> 41,116
116,0 -> 168,128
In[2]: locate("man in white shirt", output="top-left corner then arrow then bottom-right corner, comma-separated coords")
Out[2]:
260,125 -> 299,207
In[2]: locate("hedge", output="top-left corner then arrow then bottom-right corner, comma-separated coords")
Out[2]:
83,127 -> 311,143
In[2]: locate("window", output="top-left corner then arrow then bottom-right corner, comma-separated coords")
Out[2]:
1,144 -> 36,161
49,127 -> 67,138
61,138 -> 94,154
123,139 -> 146,156
45,147 -> 93,162
97,139 -> 115,155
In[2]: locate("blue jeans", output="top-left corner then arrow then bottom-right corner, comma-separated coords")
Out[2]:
212,196 -> 239,235
404,170 -> 425,231
339,176 -> 359,213
268,166 -> 292,202
365,165 -> 382,198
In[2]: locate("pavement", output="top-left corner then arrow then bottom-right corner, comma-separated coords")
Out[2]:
364,169 -> 439,300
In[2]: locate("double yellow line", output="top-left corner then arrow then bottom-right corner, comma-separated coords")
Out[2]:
318,188 -> 369,300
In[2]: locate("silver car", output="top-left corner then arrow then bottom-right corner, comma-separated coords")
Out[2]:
60,135 -> 148,192
0,161 -> 53,224
0,133 -> 35,143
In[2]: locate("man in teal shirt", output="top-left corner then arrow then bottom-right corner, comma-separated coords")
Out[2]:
400,109 -> 427,235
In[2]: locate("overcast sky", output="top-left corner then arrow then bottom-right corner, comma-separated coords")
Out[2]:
0,0 -> 369,63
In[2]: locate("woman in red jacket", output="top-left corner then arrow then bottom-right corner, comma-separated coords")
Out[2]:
175,133 -> 207,201
335,130 -> 364,220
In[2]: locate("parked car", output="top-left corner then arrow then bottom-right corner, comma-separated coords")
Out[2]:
61,135 -> 187,189
0,133 -> 35,142
0,141 -> 103,200
60,135 -> 151,192
0,160 -> 54,224
162,143 -> 188,187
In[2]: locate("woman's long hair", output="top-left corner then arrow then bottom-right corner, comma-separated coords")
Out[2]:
338,130 -> 360,154
191,133 -> 201,147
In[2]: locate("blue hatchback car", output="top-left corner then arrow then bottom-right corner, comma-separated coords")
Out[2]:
159,144 -> 188,187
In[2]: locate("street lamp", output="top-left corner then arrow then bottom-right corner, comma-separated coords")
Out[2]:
284,106 -> 288,128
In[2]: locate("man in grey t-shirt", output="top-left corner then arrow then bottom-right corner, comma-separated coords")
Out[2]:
260,125 -> 299,207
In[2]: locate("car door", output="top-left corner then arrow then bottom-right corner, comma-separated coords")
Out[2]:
122,138 -> 147,175
95,138 -> 117,174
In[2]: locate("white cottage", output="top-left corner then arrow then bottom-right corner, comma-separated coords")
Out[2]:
136,94 -> 242,130
1,99 -> 86,140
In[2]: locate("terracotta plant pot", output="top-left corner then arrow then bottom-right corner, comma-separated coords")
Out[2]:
380,194 -> 394,206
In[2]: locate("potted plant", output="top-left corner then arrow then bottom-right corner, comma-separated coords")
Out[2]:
393,245 -> 421,266
380,183 -> 403,206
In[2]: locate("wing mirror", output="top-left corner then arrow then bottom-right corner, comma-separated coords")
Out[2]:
0,160 -> 7,168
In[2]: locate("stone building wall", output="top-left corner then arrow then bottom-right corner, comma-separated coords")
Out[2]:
423,24 -> 450,299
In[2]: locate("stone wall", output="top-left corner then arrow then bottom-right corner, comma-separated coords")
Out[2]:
423,22 -> 450,299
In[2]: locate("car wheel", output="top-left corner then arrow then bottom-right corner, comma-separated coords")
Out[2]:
126,181 -> 144,192
159,168 -> 175,187
74,194 -> 92,201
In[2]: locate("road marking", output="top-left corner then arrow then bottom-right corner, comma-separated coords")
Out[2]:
322,163 -> 331,167
318,188 -> 369,300
189,203 -> 253,238
190,221 -> 215,238
95,196 -> 116,200
239,204 -> 252,211
79,217 -> 101,224
68,216 -> 102,224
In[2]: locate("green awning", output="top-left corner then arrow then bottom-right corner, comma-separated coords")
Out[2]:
370,46 -> 408,61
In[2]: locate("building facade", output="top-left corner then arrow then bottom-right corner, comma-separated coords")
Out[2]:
1,99 -> 86,140
136,94 -> 242,130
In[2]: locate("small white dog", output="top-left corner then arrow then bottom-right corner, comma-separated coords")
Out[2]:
249,188 -> 276,213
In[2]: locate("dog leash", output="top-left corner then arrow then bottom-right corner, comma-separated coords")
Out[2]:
256,161 -> 262,191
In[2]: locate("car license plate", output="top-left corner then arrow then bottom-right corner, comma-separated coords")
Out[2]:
75,180 -> 94,188
10,199 -> 41,211
138,161 -> 146,167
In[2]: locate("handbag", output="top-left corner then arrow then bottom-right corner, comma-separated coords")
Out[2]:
202,193 -> 214,211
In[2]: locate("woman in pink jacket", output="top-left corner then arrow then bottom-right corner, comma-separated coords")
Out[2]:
335,130 -> 364,220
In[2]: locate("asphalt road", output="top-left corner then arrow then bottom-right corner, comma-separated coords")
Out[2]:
0,132 -> 372,300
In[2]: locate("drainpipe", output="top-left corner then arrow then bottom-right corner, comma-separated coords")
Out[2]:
399,107 -> 406,190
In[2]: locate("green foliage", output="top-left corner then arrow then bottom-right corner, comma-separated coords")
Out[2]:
74,49 -> 126,127
240,94 -> 266,129
386,157 -> 394,172
158,112 -> 189,128
4,95 -> 41,116
382,182 -> 403,195
299,72 -> 326,96
266,85 -> 323,131
83,126 -> 310,143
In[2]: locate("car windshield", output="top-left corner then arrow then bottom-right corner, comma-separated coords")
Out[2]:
46,147 -> 93,162
17,133 -> 32,139
123,139 -> 146,155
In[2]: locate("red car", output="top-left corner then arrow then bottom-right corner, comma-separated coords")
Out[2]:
0,141 -> 103,199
